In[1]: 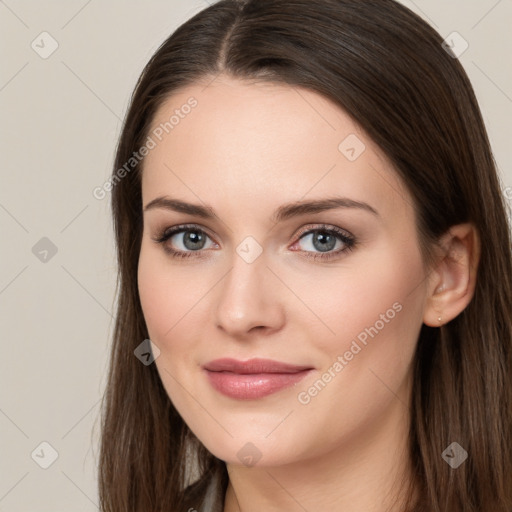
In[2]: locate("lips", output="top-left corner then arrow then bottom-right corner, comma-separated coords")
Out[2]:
202,358 -> 313,400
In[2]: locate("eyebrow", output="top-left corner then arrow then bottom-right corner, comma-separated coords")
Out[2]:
143,195 -> 379,222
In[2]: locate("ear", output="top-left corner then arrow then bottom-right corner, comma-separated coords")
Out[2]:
423,223 -> 481,327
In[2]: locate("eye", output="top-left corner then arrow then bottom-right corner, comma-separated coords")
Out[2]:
291,225 -> 356,261
152,223 -> 356,261
152,224 -> 217,259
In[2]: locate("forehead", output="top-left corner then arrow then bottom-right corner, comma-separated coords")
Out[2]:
142,76 -> 412,223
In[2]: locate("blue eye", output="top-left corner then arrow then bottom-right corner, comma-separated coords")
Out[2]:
153,224 -> 356,261
293,226 -> 355,261
154,225 -> 216,259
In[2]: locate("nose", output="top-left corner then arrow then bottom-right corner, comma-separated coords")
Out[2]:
214,247 -> 286,339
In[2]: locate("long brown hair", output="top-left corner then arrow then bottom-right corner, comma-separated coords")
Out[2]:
99,0 -> 512,510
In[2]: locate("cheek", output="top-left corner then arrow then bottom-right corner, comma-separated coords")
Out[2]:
137,250 -> 168,340
285,246 -> 426,436
137,248 -> 199,407
137,244 -> 213,360
289,241 -> 425,359
137,246 -> 188,351
287,247 -> 425,449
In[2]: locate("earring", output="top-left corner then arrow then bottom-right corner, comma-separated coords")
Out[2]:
438,316 -> 442,326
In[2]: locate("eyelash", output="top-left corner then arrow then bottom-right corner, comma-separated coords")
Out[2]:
152,223 -> 356,261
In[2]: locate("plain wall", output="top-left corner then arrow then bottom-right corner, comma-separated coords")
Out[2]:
1,0 -> 510,510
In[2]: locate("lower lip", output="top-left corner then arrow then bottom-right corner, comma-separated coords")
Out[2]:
204,369 -> 312,400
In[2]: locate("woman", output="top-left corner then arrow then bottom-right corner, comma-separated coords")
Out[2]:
99,0 -> 512,510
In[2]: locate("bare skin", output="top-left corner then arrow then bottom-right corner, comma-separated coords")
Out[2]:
137,75 -> 479,512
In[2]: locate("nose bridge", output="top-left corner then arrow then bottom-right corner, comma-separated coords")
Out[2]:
214,241 -> 285,335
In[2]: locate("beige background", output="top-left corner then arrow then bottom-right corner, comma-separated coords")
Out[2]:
1,0 -> 510,510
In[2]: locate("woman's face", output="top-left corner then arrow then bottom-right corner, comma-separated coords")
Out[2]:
138,75 -> 430,467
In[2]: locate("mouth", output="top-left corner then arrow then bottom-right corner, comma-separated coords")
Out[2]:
202,358 -> 314,400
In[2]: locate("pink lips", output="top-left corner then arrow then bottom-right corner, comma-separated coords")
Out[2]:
202,358 -> 313,400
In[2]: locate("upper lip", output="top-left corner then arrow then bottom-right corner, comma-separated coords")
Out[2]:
203,358 -> 313,374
